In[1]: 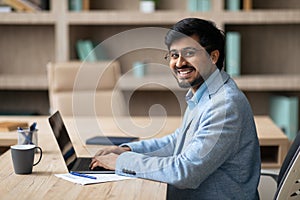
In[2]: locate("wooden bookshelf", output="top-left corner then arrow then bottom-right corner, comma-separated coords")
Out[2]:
0,74 -> 47,90
65,10 -> 300,25
0,12 -> 55,24
234,75 -> 300,91
0,0 -> 299,118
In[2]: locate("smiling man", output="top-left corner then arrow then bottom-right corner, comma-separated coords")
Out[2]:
166,34 -> 218,92
90,18 -> 261,200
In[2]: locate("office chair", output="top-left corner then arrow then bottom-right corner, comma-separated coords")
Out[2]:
261,130 -> 300,199
47,61 -> 126,117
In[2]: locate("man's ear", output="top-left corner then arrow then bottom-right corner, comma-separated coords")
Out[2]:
210,50 -> 219,64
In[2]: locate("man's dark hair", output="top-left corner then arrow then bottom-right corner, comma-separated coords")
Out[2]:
165,18 -> 225,70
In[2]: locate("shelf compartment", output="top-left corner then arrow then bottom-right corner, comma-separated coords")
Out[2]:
0,90 -> 49,115
68,25 -> 170,63
0,25 -> 54,85
226,24 -> 300,75
252,0 -> 300,10
260,145 -> 283,168
260,146 -> 279,165
86,0 -> 218,11
79,0 -> 300,12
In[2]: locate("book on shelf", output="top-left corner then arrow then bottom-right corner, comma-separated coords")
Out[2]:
82,0 -> 89,10
69,0 -> 89,11
269,95 -> 299,141
225,32 -> 241,77
243,0 -> 252,11
69,0 -> 82,11
0,121 -> 28,132
3,0 -> 41,12
187,0 -> 197,12
94,43 -> 108,61
76,40 -> 97,62
226,0 -> 252,11
187,0 -> 211,12
226,0 -> 241,11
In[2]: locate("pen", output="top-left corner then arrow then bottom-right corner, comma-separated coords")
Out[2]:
30,122 -> 37,131
70,172 -> 97,180
17,127 -> 33,144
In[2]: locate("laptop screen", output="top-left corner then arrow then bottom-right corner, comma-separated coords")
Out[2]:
48,111 -> 77,170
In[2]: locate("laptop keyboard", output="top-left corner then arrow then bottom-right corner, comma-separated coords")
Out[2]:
75,158 -> 109,171
76,158 -> 92,171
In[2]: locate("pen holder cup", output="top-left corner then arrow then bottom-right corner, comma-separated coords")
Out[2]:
18,129 -> 38,146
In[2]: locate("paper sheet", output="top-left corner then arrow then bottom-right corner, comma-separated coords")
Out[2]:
55,173 -> 134,185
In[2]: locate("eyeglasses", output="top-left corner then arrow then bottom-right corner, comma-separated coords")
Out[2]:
164,47 -> 203,62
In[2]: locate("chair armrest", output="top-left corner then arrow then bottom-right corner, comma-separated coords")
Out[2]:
261,169 -> 279,182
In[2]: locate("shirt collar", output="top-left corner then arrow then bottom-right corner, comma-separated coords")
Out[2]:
185,69 -> 220,109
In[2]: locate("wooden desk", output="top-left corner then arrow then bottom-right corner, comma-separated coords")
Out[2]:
0,116 -> 289,181
254,116 -> 289,168
0,116 -> 166,200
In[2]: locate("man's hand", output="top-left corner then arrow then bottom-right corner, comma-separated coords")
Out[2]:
90,146 -> 131,170
94,145 -> 131,156
90,153 -> 119,170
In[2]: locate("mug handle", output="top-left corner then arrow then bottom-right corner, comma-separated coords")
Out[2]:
33,146 -> 42,166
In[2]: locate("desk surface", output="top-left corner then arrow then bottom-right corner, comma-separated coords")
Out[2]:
0,115 -> 288,148
0,115 -> 289,199
0,116 -> 167,200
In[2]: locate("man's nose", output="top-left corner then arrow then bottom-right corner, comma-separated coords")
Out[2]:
175,55 -> 187,67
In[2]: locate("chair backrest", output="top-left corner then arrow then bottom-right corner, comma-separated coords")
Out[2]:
277,130 -> 300,184
274,131 -> 300,199
47,61 -> 126,117
275,145 -> 300,199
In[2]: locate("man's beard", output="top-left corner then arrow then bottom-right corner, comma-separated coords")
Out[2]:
174,73 -> 204,89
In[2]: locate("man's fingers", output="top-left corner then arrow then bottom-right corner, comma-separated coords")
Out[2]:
95,150 -> 104,156
94,146 -> 127,157
90,158 -> 111,170
89,158 -> 97,169
95,150 -> 110,156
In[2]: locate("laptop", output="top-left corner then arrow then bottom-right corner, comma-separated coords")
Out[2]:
48,111 -> 114,174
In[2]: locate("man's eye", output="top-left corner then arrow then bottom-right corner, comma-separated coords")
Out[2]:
184,50 -> 195,57
171,53 -> 179,58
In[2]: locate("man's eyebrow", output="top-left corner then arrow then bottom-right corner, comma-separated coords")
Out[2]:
170,47 -> 193,51
182,47 -> 197,50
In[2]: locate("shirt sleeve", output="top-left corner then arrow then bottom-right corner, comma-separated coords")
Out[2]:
120,127 -> 181,157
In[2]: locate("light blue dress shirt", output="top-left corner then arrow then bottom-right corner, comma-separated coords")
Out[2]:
116,69 -> 261,200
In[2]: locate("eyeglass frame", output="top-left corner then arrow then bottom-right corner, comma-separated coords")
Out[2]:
164,47 -> 205,62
